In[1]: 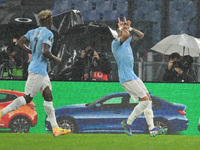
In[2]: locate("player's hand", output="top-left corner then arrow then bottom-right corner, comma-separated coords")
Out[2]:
81,50 -> 86,58
168,61 -> 174,70
93,50 -> 100,60
118,17 -> 124,29
124,17 -> 127,24
127,20 -> 131,28
123,17 -> 130,30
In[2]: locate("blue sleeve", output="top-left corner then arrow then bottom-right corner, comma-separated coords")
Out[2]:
43,30 -> 54,48
24,30 -> 32,41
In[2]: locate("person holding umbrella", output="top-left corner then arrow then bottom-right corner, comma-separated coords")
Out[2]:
162,52 -> 196,83
111,17 -> 167,137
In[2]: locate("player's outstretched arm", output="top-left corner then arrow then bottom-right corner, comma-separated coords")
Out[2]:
130,28 -> 144,41
42,43 -> 61,65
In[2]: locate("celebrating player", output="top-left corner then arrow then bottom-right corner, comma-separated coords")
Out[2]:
0,10 -> 71,136
111,17 -> 167,137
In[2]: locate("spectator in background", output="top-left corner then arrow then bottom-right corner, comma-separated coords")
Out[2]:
0,43 -> 29,79
11,45 -> 30,79
162,52 -> 196,83
72,46 -> 112,81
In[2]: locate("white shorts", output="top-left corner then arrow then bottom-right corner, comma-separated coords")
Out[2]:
122,78 -> 148,101
25,71 -> 52,97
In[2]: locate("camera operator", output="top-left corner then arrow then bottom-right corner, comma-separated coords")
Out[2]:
0,45 -> 14,79
0,44 -> 29,79
162,52 -> 196,83
72,46 -> 112,81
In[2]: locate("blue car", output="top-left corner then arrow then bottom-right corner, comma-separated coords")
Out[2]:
45,92 -> 188,134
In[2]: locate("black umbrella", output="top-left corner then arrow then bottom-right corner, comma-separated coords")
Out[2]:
1,11 -> 38,25
0,11 -> 58,41
61,22 -> 117,52
52,10 -> 84,36
0,11 -> 39,37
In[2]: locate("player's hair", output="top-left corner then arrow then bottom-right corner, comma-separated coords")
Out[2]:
38,10 -> 52,25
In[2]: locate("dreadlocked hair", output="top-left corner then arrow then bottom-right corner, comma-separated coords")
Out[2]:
38,10 -> 52,22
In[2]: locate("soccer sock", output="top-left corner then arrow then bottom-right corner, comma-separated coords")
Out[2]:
43,101 -> 58,128
1,96 -> 26,117
127,101 -> 151,125
144,101 -> 155,130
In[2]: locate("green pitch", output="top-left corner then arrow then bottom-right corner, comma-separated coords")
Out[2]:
0,133 -> 200,150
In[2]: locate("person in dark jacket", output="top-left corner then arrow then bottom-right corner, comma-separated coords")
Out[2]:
162,52 -> 196,83
72,46 -> 112,81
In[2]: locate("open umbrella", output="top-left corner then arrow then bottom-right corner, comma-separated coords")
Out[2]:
61,22 -> 117,52
0,11 -> 38,25
151,34 -> 200,57
0,11 -> 58,40
49,22 -> 117,81
53,10 -> 83,36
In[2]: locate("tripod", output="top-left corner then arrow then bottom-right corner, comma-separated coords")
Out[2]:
0,59 -> 13,79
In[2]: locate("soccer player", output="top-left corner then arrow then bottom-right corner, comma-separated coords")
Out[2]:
0,10 -> 71,136
111,17 -> 167,137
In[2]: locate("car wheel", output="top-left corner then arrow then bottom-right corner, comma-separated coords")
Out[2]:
9,116 -> 31,133
57,117 -> 78,133
154,119 -> 170,134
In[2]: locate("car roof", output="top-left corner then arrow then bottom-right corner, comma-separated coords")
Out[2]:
106,92 -> 129,97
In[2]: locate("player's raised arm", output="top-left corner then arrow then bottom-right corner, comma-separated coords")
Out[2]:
127,19 -> 144,41
117,17 -> 131,44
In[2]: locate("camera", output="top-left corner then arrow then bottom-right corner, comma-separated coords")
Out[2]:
173,61 -> 182,68
173,55 -> 193,71
85,49 -> 94,57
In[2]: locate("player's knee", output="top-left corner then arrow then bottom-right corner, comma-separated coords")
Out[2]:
23,94 -> 33,104
43,87 -> 53,102
140,95 -> 149,101
44,94 -> 53,102
47,95 -> 53,102
146,93 -> 152,101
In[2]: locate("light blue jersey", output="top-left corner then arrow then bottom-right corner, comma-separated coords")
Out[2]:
112,37 -> 138,84
25,27 -> 54,76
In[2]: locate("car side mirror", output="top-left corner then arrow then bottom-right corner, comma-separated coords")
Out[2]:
95,103 -> 101,108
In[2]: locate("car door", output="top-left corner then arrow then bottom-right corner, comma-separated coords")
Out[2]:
82,95 -> 133,132
100,95 -> 147,133
79,96 -> 123,132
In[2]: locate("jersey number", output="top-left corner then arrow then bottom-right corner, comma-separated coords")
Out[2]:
33,37 -> 38,54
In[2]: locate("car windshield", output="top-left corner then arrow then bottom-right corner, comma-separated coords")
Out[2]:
86,94 -> 172,108
86,94 -> 135,107
0,93 -> 17,103
86,95 -> 108,107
